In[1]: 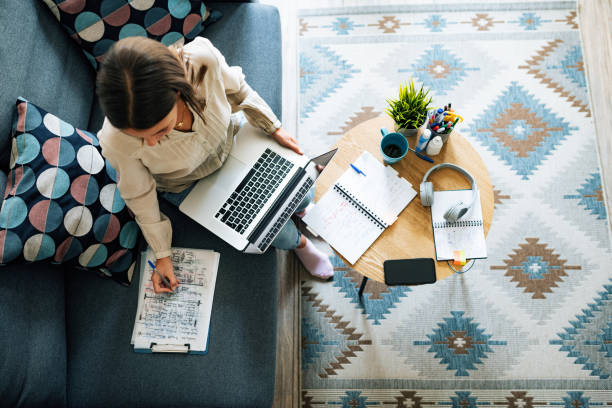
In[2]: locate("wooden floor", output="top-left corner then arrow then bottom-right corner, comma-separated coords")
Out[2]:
272,1 -> 612,406
273,250 -> 302,408
578,0 -> 612,222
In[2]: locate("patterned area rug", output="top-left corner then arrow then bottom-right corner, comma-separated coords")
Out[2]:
297,1 -> 612,406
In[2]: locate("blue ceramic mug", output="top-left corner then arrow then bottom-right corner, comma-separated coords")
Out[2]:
380,128 -> 408,164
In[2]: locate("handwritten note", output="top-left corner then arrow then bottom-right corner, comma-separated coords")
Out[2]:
303,151 -> 416,264
131,247 -> 220,353
304,186 -> 384,264
336,151 -> 416,224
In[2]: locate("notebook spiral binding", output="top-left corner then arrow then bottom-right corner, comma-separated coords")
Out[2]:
334,184 -> 386,230
433,220 -> 483,228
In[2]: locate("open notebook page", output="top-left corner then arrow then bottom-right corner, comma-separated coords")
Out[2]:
336,151 -> 416,225
303,151 -> 416,264
303,186 -> 385,264
431,189 -> 487,261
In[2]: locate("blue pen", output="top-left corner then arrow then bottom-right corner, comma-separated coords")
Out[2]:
350,163 -> 366,176
148,260 -> 173,291
407,146 -> 434,163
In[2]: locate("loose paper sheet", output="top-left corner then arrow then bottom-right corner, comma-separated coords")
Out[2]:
131,247 -> 220,352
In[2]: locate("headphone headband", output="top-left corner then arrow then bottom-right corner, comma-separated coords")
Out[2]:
421,163 -> 478,208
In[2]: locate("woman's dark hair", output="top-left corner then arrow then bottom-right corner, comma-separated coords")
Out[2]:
96,37 -> 207,130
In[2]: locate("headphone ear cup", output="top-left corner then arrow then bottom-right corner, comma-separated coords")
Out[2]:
444,201 -> 469,223
420,182 -> 434,206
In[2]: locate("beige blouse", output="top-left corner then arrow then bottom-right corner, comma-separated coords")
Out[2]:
98,37 -> 281,259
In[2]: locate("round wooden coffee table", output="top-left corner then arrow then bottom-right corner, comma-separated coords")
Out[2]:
314,115 -> 494,288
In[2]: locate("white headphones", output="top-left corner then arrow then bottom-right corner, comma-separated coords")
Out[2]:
420,163 -> 478,223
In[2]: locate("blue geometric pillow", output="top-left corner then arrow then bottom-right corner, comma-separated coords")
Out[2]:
0,97 -> 141,285
40,0 -> 222,70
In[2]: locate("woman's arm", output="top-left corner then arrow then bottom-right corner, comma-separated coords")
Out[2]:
212,44 -> 302,153
100,138 -> 179,292
185,38 -> 301,154
103,146 -> 172,258
270,127 -> 302,155
225,78 -> 282,136
188,37 -> 282,135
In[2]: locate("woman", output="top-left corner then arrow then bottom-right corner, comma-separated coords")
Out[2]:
96,36 -> 333,293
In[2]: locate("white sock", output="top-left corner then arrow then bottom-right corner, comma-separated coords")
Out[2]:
294,239 -> 334,279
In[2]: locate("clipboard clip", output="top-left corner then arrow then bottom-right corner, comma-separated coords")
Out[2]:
149,343 -> 191,353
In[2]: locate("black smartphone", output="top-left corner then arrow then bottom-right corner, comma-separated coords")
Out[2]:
383,258 -> 436,286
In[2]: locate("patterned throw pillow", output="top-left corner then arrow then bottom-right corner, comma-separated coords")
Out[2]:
40,0 -> 221,70
0,97 -> 141,285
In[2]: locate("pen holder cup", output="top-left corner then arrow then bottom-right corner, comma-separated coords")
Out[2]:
428,124 -> 454,143
380,128 -> 408,164
427,108 -> 460,143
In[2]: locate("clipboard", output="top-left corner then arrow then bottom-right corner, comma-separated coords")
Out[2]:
131,247 -> 220,355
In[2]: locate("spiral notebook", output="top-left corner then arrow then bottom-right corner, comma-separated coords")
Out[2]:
431,189 -> 487,261
303,151 -> 416,264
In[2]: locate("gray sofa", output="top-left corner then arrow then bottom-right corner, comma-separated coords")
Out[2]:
0,1 -> 281,407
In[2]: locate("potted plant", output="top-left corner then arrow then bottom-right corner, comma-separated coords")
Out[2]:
385,79 -> 433,137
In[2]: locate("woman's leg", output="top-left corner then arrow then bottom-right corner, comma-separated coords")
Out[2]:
270,218 -> 302,250
270,187 -> 314,249
294,187 -> 314,215
271,189 -> 333,279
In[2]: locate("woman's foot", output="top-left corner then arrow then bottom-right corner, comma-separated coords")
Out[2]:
294,237 -> 333,280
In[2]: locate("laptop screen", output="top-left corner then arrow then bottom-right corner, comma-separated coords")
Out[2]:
308,148 -> 338,169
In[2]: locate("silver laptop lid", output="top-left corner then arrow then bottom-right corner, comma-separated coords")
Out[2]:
306,148 -> 338,170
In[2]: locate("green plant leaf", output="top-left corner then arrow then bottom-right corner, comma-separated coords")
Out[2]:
386,78 -> 433,128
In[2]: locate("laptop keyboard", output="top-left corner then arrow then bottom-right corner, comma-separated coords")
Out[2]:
257,177 -> 314,251
214,148 -> 294,234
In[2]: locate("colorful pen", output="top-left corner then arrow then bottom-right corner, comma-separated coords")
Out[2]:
350,163 -> 366,176
148,260 -> 172,290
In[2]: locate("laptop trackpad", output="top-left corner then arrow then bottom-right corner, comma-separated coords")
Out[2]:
207,155 -> 248,190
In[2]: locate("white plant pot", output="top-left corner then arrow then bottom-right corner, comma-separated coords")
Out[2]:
395,117 -> 428,137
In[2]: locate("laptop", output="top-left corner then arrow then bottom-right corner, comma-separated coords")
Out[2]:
179,123 -> 337,254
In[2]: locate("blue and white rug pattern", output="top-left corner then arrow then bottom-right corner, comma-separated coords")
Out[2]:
298,1 -> 612,406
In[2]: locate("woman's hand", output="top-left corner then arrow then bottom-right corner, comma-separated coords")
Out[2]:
152,256 -> 180,293
271,127 -> 302,155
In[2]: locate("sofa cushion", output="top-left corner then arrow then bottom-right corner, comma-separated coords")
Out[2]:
66,199 -> 278,408
88,2 -> 282,132
0,0 -> 97,173
40,0 -> 222,70
0,98 -> 141,285
0,263 -> 67,408
0,171 -> 7,209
